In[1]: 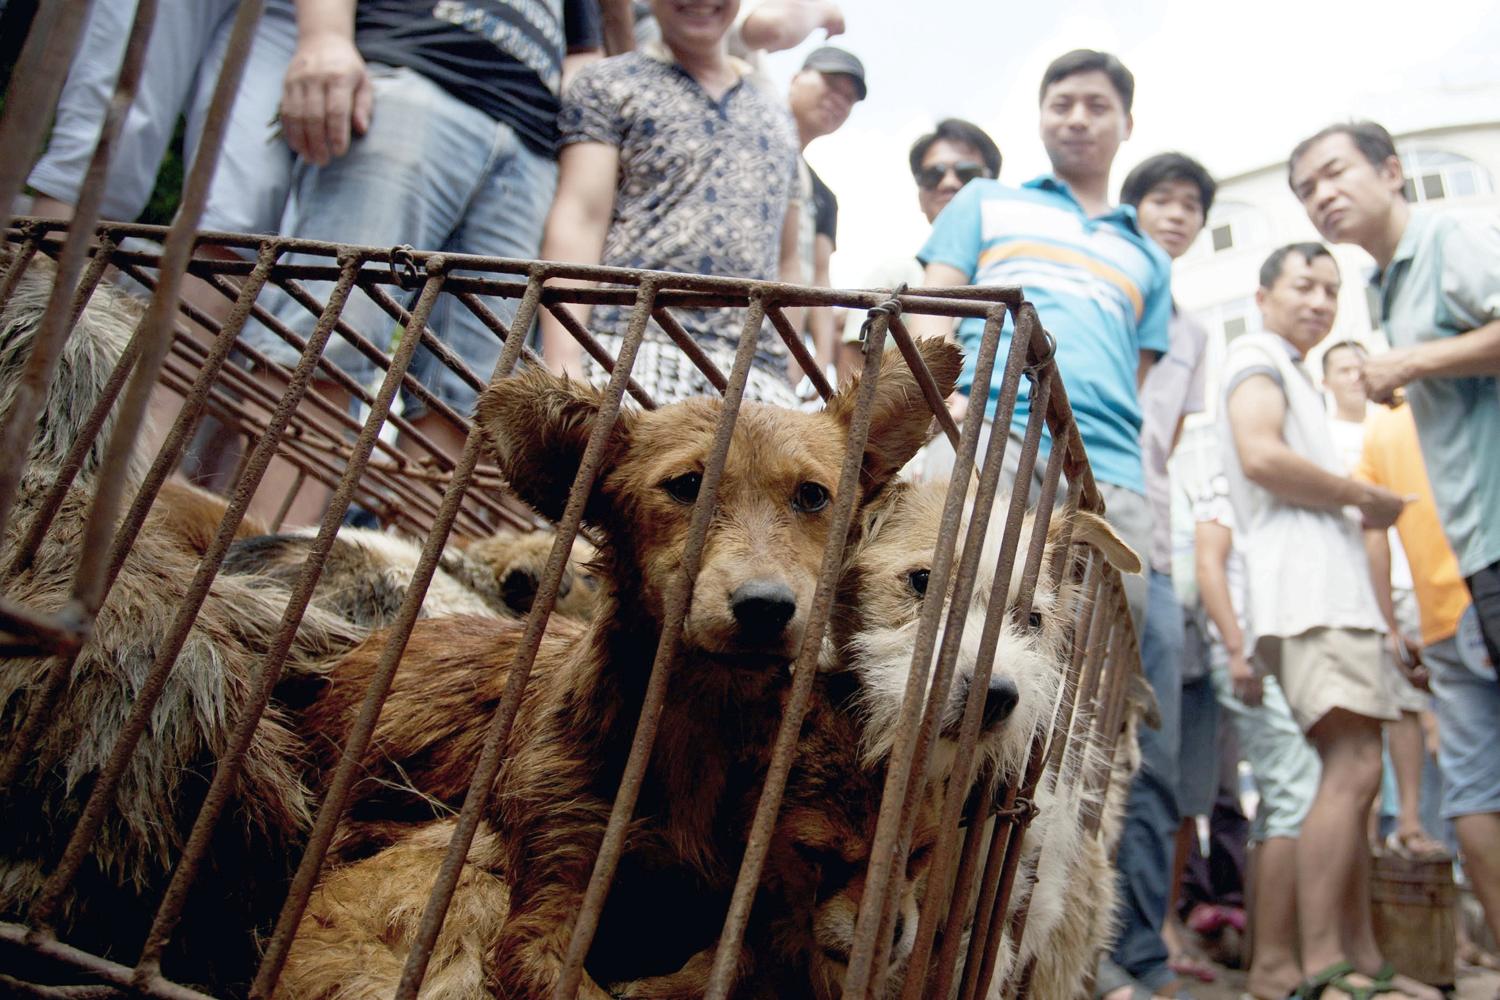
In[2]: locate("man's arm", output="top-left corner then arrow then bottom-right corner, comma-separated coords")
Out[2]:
597,0 -> 636,54
778,199 -> 807,364
1363,526 -> 1399,634
538,142 -> 620,377
907,261 -> 968,344
1195,518 -> 1259,706
908,261 -> 970,418
561,50 -> 604,90
1226,373 -> 1405,527
1363,526 -> 1428,686
738,0 -> 844,51
283,0 -> 371,167
1362,320 -> 1500,403
808,232 -> 837,370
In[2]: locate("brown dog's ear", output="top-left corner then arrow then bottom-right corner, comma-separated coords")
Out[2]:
827,336 -> 963,500
1045,508 -> 1143,576
475,368 -> 635,524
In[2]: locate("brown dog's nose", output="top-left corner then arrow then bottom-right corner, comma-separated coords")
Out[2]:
730,580 -> 797,634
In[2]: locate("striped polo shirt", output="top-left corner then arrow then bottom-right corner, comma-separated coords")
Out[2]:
920,175 -> 1172,494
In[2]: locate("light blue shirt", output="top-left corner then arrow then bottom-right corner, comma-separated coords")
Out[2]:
919,176 -> 1172,494
1373,208 -> 1500,578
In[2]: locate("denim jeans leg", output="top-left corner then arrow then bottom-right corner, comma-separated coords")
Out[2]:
240,65 -> 492,378
406,121 -> 558,419
1109,568 -> 1184,989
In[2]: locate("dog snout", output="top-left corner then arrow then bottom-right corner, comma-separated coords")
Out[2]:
982,676 -> 1020,732
730,579 -> 798,634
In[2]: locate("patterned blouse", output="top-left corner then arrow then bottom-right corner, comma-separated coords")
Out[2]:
558,45 -> 801,390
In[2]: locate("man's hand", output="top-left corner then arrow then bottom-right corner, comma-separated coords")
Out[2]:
1361,347 -> 1417,406
1227,647 -> 1262,707
280,32 -> 373,166
1353,481 -> 1407,530
1387,630 -> 1431,692
813,1 -> 846,37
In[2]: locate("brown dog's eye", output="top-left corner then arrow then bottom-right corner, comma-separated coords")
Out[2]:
1028,610 -> 1043,630
661,471 -> 702,504
792,481 -> 830,513
908,569 -> 929,597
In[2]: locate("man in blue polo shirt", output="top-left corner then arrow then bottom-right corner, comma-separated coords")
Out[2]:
910,48 -> 1176,1000
914,49 -> 1170,632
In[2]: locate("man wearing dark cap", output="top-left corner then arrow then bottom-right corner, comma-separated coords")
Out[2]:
787,45 -> 865,379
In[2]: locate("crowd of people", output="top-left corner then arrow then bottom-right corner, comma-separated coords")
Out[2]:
19,2 -> 1500,1000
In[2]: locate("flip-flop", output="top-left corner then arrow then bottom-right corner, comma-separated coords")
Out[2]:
1290,960 -> 1410,1000
1383,830 -> 1452,862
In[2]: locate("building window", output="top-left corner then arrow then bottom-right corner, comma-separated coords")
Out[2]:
1199,295 -> 1258,345
1399,148 -> 1494,203
1190,201 -> 1263,258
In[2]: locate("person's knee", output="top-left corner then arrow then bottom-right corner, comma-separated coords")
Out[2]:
1310,712 -> 1383,798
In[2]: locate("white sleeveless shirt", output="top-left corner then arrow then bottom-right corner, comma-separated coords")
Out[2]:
1216,333 -> 1385,654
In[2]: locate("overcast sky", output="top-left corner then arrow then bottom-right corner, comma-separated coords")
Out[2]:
757,0 -> 1500,286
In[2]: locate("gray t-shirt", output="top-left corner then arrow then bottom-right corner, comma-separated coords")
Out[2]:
1138,305 -> 1207,574
1373,207 -> 1500,578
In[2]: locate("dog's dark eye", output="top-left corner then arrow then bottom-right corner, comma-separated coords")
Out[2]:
661,471 -> 702,505
1027,610 -> 1043,630
792,481 -> 830,513
908,569 -> 929,597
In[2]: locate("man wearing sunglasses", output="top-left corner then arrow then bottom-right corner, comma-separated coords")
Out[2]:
838,118 -> 1000,376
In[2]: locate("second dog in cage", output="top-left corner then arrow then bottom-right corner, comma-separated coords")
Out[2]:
276,338 -> 964,998
219,523 -> 599,633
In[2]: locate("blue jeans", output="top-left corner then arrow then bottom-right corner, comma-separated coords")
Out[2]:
28,0 -> 296,228
1432,614 -> 1500,819
243,64 -> 557,417
1109,569 -> 1184,990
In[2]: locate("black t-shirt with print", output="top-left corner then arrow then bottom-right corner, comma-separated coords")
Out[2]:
355,0 -> 602,157
809,165 -> 838,249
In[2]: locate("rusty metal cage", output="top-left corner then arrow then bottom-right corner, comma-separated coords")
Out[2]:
0,3 -> 1146,998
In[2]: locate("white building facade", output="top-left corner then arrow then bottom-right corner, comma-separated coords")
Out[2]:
1170,107 -> 1500,424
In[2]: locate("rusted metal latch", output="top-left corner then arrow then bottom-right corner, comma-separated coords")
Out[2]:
858,283 -> 908,345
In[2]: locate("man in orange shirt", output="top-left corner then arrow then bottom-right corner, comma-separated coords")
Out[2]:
1356,401 -> 1500,960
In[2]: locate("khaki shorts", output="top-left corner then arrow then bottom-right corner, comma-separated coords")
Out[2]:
1254,627 -> 1399,733
1384,651 -> 1430,714
1386,589 -> 1429,714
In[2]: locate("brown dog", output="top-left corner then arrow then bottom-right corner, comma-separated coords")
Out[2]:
278,672 -> 934,1000
290,339 -> 960,998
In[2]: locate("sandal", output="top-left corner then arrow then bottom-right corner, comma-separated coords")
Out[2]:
1365,962 -> 1442,1000
1383,829 -> 1451,862
1289,960 -> 1408,1000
